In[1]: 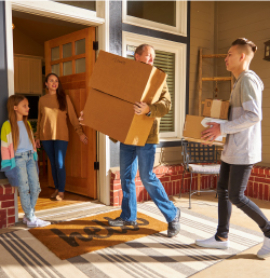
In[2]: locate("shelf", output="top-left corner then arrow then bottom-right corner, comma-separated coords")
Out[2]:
202,77 -> 232,82
202,54 -> 227,58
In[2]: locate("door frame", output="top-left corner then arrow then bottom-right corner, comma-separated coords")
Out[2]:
5,0 -> 111,206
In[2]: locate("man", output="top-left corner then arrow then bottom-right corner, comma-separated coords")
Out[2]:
108,44 -> 180,237
195,38 -> 270,259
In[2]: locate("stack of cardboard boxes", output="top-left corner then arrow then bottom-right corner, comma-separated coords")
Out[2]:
82,51 -> 167,146
183,99 -> 229,146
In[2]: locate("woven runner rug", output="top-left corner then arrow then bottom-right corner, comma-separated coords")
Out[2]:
0,202 -> 263,278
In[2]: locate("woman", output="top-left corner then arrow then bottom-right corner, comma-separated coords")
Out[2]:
36,73 -> 88,201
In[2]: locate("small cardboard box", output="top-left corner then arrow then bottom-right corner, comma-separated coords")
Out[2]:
82,51 -> 167,146
203,99 -> 230,120
183,115 -> 227,146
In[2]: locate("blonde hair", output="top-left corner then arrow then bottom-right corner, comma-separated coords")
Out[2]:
7,95 -> 34,151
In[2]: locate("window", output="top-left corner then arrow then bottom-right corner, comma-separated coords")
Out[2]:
53,1 -> 96,12
123,0 -> 187,36
123,32 -> 187,139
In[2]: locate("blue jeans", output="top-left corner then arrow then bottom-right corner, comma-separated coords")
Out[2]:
15,151 -> 41,221
42,140 -> 68,193
120,143 -> 177,223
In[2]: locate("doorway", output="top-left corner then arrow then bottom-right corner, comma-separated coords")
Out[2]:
12,10 -> 97,213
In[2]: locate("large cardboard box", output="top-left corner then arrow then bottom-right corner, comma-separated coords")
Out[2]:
82,51 -> 167,146
183,115 -> 227,146
203,98 -> 230,120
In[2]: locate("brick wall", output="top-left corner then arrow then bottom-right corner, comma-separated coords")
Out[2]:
110,165 -> 269,206
0,183 -> 16,228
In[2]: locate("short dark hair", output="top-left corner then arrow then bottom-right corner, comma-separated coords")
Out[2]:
134,44 -> 154,57
231,38 -> 257,54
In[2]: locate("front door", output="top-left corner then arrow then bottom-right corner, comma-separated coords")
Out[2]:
44,27 -> 97,199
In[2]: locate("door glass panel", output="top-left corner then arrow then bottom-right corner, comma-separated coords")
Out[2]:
51,64 -> 60,76
76,58 -> 86,73
63,61 -> 72,76
63,42 -> 72,58
127,1 -> 176,27
75,39 -> 85,55
51,46 -> 60,61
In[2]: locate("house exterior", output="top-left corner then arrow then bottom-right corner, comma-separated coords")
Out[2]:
1,1 -> 270,228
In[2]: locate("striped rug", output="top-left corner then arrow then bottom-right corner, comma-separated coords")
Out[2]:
0,202 -> 263,278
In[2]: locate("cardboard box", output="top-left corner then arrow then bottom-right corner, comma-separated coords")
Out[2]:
203,99 -> 230,120
183,115 -> 227,146
82,51 -> 167,146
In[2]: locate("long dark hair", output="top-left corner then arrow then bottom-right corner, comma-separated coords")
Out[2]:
45,73 -> 67,111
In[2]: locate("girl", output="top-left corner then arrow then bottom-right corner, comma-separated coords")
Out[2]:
1,95 -> 51,228
35,73 -> 88,201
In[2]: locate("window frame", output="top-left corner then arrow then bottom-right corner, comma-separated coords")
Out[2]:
122,0 -> 187,37
122,31 -> 186,139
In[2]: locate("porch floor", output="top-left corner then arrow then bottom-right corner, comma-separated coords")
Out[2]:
1,191 -> 270,277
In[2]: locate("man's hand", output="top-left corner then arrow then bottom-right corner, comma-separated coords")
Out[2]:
80,133 -> 88,145
201,122 -> 221,142
134,102 -> 150,115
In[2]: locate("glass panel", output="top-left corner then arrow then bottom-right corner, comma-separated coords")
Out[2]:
51,46 -> 60,61
54,1 -> 96,11
63,42 -> 72,58
75,58 -> 86,73
127,1 -> 176,27
51,64 -> 60,76
75,39 -> 85,55
126,45 -> 175,132
63,61 -> 72,76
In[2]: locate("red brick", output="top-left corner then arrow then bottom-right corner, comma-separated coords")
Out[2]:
175,180 -> 180,195
265,168 -> 270,176
247,181 -> 254,198
170,175 -> 181,181
249,176 -> 255,181
0,194 -> 15,201
8,208 -> 15,216
110,196 -> 119,206
0,210 -> 6,220
1,200 -> 15,208
167,183 -> 173,196
0,186 -> 3,195
111,181 -> 122,190
3,187 -> 13,195
8,216 -> 15,224
159,176 -> 170,183
264,185 -> 269,201
259,183 -> 263,200
254,182 -> 258,199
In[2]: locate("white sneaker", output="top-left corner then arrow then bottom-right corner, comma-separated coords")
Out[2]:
257,236 -> 270,259
23,215 -> 28,224
195,236 -> 230,249
27,218 -> 51,228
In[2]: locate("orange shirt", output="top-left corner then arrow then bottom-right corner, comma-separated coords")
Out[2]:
36,94 -> 83,141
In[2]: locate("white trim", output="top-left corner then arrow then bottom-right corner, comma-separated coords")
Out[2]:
96,0 -> 111,206
5,1 -> 14,96
122,31 -> 186,140
11,0 -> 105,26
122,0 -> 187,37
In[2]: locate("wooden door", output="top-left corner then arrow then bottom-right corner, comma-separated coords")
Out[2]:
44,27 -> 96,199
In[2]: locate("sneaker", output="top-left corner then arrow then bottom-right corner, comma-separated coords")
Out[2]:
23,215 -> 28,224
27,217 -> 51,228
167,207 -> 181,237
108,217 -> 137,227
195,235 -> 230,249
257,236 -> 270,259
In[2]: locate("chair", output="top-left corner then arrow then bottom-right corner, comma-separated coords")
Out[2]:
180,140 -> 220,209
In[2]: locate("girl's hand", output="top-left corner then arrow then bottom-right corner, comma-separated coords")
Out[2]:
36,139 -> 41,148
80,134 -> 88,145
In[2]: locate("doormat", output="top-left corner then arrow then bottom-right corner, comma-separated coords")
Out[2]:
29,210 -> 167,260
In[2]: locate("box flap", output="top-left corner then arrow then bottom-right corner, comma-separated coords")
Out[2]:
89,50 -> 166,104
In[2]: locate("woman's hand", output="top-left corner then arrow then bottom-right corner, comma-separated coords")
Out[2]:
79,111 -> 85,125
36,139 -> 41,148
80,133 -> 88,145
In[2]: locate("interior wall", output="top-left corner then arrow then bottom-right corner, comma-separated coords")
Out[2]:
189,1 -> 215,115
13,27 -> 44,57
216,1 -> 270,165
